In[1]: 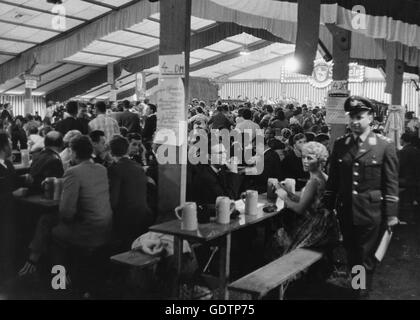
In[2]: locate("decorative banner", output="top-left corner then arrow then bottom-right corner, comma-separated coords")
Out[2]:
326,81 -> 350,124
281,60 -> 364,88
309,60 -> 332,88
135,72 -> 146,99
159,53 -> 185,77
154,77 -> 186,146
384,105 -> 405,149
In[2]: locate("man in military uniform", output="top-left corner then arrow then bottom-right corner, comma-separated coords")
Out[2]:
324,96 -> 399,298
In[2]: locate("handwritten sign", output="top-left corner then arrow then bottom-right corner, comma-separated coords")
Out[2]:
326,81 -> 350,125
154,77 -> 186,146
159,54 -> 185,76
330,80 -> 348,91
25,79 -> 37,89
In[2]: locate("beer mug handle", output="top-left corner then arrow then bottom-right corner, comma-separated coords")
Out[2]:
240,192 -> 247,203
174,206 -> 183,220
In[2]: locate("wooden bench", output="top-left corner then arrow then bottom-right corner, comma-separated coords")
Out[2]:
228,248 -> 323,300
110,250 -> 162,268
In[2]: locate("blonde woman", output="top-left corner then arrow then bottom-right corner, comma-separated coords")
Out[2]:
274,141 -> 339,255
59,130 -> 82,170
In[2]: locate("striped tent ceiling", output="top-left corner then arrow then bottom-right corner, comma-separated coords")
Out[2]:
0,0 -> 419,101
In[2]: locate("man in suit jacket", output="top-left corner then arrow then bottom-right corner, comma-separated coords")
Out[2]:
118,100 -> 141,134
254,139 -> 285,193
19,135 -> 112,277
55,101 -> 88,135
324,96 -> 399,298
208,105 -> 234,130
108,136 -> 153,249
52,135 -> 113,250
188,143 -> 241,205
398,133 -> 420,217
29,131 -> 64,192
0,133 -> 20,281
142,103 -> 157,143
282,133 -> 309,191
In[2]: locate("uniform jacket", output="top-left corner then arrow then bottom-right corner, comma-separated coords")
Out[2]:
325,131 -> 399,226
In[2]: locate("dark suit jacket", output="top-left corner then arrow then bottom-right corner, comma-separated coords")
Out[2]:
55,116 -> 89,135
108,158 -> 152,240
11,127 -> 28,150
398,144 -> 420,188
188,164 -> 241,205
30,148 -> 64,191
254,149 -> 283,193
282,149 -> 309,191
118,110 -> 141,133
208,112 -> 233,130
142,114 -> 157,142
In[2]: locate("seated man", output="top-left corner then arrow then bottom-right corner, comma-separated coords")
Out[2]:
254,139 -> 285,193
108,135 -> 154,249
19,136 -> 112,277
52,135 -> 113,255
89,130 -> 113,167
188,142 -> 241,206
29,130 -> 64,192
127,133 -> 147,166
282,133 -> 309,191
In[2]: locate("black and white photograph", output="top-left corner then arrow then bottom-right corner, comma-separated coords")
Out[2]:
0,0 -> 420,303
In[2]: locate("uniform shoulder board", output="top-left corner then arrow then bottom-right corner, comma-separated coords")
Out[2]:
376,133 -> 392,143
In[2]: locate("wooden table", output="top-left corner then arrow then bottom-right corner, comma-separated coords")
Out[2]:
149,193 -> 284,299
15,194 -> 59,210
13,162 -> 30,175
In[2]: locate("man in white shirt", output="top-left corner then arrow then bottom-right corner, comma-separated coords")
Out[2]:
88,101 -> 120,142
235,108 -> 261,141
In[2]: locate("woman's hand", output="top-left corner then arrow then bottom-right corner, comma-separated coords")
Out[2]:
278,180 -> 293,194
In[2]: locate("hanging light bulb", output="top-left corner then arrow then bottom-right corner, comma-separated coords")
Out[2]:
284,56 -> 300,72
240,47 -> 250,55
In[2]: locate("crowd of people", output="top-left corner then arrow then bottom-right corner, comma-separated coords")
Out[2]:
0,99 -> 158,287
0,94 -> 419,299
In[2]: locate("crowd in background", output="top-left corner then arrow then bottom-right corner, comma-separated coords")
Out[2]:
1,95 -> 420,298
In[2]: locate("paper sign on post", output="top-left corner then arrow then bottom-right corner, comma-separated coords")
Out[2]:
326,81 -> 350,125
154,77 -> 186,146
25,79 -> 37,89
159,54 -> 185,76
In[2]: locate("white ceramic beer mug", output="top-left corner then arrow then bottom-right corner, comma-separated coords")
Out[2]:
241,190 -> 258,216
174,202 -> 198,231
215,196 -> 235,224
